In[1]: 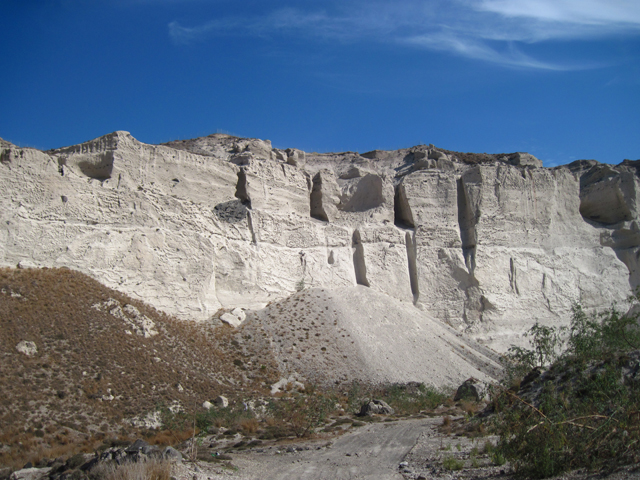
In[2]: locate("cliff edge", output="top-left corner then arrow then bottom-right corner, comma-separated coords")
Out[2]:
1,132 -> 637,354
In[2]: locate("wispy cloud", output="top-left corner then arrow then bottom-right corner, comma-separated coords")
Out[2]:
168,0 -> 640,69
468,0 -> 640,42
168,8 -> 380,45
474,0 -> 640,27
168,19 -> 237,45
405,33 -> 571,70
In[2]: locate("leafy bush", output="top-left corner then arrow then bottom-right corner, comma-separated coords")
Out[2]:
346,381 -> 450,416
568,303 -> 640,359
501,322 -> 566,387
383,383 -> 450,414
157,405 -> 191,433
491,451 -> 506,466
482,440 -> 494,454
194,403 -> 254,433
442,455 -> 464,471
492,300 -> 640,478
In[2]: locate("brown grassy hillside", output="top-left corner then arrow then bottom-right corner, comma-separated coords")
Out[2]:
0,267 -> 279,467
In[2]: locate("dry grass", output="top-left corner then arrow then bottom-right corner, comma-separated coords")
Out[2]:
0,267 -> 280,468
239,418 -> 259,434
0,434 -> 105,470
459,400 -> 480,415
92,458 -> 171,480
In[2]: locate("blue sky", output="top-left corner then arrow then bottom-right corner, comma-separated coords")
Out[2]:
1,0 -> 639,166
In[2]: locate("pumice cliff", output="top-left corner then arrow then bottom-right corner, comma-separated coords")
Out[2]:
1,132 -> 637,352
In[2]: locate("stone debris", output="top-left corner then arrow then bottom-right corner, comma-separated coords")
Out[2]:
92,299 -> 158,337
357,399 -> 395,416
220,307 -> 246,328
4,439 -> 182,480
270,376 -> 305,395
15,341 -> 37,357
129,410 -> 163,429
9,468 -> 51,480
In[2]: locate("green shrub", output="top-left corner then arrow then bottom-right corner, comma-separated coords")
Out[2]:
501,322 -> 565,386
568,303 -> 640,360
195,404 -> 255,433
491,451 -> 506,466
346,381 -> 450,416
491,301 -> 640,478
383,383 -> 450,414
158,405 -> 190,432
442,455 -> 464,471
482,440 -> 494,454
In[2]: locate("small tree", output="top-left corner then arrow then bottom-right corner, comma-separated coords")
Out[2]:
502,322 -> 565,385
568,303 -> 640,361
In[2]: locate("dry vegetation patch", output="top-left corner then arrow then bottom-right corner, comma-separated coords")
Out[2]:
0,267 -> 470,474
0,267 -> 279,468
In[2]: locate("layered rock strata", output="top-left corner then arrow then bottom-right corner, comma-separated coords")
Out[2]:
1,132 -> 637,351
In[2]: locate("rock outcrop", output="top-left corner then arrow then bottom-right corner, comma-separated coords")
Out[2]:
4,439 -> 183,480
1,132 -> 638,351
358,399 -> 395,416
15,340 -> 38,357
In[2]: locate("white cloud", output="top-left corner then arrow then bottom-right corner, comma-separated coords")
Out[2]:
168,21 -> 212,45
468,0 -> 640,42
168,8 -> 386,45
168,0 -> 640,69
474,0 -> 640,26
405,33 -> 571,70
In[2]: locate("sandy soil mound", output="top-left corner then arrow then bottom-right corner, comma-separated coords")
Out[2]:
253,286 -> 503,388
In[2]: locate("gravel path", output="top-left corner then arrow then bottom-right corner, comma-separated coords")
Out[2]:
171,417 -> 640,480
231,419 -> 427,480
172,418 -> 428,480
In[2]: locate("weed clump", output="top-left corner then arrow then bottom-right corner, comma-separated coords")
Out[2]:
267,391 -> 338,438
442,455 -> 464,471
92,457 -> 171,480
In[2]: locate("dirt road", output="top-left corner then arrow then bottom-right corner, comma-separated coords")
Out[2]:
172,416 -> 640,480
171,418 -> 431,480
231,418 -> 431,480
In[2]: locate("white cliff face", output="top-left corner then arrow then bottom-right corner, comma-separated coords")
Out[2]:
0,133 -> 636,351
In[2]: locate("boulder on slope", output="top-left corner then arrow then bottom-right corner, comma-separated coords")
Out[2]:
358,399 -> 394,416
